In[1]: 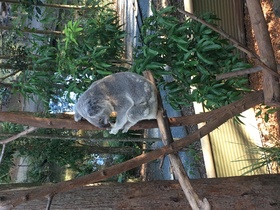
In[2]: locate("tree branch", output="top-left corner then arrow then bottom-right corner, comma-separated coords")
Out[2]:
4,0 -> 87,10
0,69 -> 22,81
0,26 -> 63,36
216,66 -> 263,80
0,127 -> 38,164
246,0 -> 280,105
0,144 -> 6,164
0,127 -> 38,145
144,71 -> 210,210
177,8 -> 280,80
0,95 -> 263,131
0,91 -> 264,209
0,81 -> 13,88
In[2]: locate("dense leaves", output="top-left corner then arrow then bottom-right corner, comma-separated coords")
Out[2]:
132,7 -> 251,110
10,0 -> 126,107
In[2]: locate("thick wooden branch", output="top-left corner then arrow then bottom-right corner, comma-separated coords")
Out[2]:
0,91 -> 264,209
246,0 -> 280,105
1,175 -> 280,209
143,71 -> 210,209
0,98 -> 258,132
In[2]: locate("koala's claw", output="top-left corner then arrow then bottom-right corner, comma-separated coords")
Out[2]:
109,129 -> 119,135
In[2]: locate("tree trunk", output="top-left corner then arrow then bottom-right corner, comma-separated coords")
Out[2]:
246,0 -> 280,105
1,175 -> 279,210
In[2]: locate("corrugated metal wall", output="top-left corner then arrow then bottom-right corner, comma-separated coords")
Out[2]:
193,0 -> 245,45
192,0 -> 265,177
210,109 -> 265,177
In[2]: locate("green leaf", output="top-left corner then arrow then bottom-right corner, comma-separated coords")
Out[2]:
177,44 -> 189,52
99,63 -> 112,68
36,57 -> 52,64
74,27 -> 83,32
176,24 -> 190,33
171,35 -> 189,44
96,70 -> 112,75
202,44 -> 222,52
158,6 -> 174,14
255,109 -> 262,117
264,113 -> 269,122
197,64 -> 209,75
147,48 -> 159,56
196,51 -> 214,65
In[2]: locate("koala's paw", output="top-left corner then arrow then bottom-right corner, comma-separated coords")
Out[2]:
74,112 -> 82,122
109,128 -> 119,135
122,128 -> 129,133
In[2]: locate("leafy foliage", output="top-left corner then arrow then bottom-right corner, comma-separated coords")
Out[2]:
132,6 -> 251,110
238,142 -> 280,175
9,0 -> 126,107
56,2 -> 126,95
255,105 -> 280,123
0,123 -> 143,183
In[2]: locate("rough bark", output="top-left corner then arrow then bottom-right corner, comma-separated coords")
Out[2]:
246,0 -> 280,105
0,175 -> 279,210
0,91 -> 264,131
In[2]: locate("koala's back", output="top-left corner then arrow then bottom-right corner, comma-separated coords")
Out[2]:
88,72 -> 157,100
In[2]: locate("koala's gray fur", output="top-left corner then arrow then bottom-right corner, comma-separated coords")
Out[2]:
74,72 -> 158,134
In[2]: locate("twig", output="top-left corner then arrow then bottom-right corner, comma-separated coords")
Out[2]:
0,69 -> 22,81
0,127 -> 38,164
0,143 -> 6,164
0,127 -> 38,145
177,8 -> 280,79
45,194 -> 54,210
216,66 -> 263,80
4,0 -> 88,10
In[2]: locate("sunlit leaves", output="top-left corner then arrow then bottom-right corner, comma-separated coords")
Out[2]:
132,6 -> 251,110
63,21 -> 83,48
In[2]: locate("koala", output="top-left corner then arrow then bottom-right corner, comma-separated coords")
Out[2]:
74,72 -> 158,134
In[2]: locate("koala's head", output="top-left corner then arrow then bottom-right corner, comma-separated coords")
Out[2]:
82,98 -> 113,128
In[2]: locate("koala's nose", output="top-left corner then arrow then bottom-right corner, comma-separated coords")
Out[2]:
98,119 -> 111,128
100,123 -> 111,128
